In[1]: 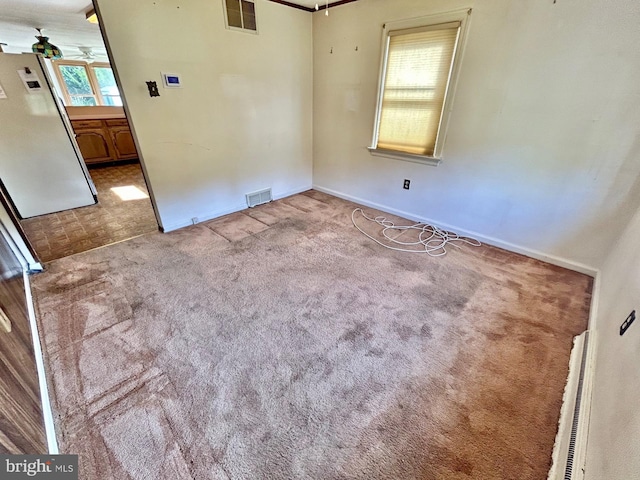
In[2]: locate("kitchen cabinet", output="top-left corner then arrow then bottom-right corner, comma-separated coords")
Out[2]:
71,117 -> 139,165
106,120 -> 138,160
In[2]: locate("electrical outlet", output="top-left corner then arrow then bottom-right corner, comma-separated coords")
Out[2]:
191,217 -> 199,225
403,179 -> 410,190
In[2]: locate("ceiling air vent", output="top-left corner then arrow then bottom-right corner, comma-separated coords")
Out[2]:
246,188 -> 272,208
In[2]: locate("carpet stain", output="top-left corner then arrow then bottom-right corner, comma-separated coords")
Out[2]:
31,191 -> 592,480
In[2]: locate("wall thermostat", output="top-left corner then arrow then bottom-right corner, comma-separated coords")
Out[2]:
161,73 -> 182,88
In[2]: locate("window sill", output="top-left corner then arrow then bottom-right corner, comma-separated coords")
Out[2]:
367,148 -> 441,166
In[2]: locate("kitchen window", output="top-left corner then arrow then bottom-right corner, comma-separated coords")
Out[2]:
53,61 -> 122,107
369,10 -> 471,165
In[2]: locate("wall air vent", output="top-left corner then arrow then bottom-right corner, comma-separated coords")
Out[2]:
223,0 -> 258,33
246,188 -> 272,208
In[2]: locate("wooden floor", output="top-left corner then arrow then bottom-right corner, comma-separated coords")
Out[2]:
21,162 -> 157,263
0,230 -> 46,453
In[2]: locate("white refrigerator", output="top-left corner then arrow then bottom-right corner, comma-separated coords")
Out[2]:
0,53 -> 96,218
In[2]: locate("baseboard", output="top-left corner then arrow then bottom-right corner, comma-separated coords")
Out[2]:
161,184 -> 313,233
312,185 -> 598,277
23,270 -> 59,454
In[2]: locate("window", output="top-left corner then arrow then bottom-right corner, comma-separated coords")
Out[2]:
57,64 -> 97,106
93,66 -> 122,106
53,61 -> 122,107
370,10 -> 471,165
223,0 -> 257,32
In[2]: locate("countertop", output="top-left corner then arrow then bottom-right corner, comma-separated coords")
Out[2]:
66,106 -> 127,121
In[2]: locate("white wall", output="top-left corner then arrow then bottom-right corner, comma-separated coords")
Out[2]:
0,202 -> 41,271
585,203 -> 640,479
95,0 -> 313,231
313,0 -> 640,272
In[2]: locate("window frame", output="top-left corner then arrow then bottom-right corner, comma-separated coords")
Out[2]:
369,9 -> 472,166
52,60 -> 121,107
222,0 -> 259,34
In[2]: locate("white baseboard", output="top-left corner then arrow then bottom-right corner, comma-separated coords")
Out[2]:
23,270 -> 59,454
312,185 -> 598,277
161,184 -> 313,233
547,328 -> 597,480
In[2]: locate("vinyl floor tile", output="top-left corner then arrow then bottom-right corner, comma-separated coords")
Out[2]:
21,162 -> 157,263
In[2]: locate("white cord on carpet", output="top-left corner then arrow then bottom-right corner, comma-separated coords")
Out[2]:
351,208 -> 481,257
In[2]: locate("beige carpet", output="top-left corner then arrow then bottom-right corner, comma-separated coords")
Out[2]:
32,190 -> 592,479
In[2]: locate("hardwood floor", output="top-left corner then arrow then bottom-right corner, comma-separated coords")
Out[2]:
21,162 -> 158,263
0,230 -> 46,453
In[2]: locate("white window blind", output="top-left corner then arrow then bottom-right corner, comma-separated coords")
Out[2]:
376,22 -> 460,157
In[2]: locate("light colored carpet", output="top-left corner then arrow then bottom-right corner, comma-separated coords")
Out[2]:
32,190 -> 592,479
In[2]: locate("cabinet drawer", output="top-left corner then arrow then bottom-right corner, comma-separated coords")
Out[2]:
105,118 -> 129,127
71,119 -> 103,129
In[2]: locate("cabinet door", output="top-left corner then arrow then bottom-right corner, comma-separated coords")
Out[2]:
74,129 -> 112,164
110,126 -> 138,160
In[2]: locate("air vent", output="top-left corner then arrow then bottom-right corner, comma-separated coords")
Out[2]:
224,0 -> 257,32
246,188 -> 272,208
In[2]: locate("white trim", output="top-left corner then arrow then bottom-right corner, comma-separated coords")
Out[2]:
23,270 -> 59,454
370,8 -> 473,162
547,274 -> 599,480
312,184 -> 599,277
367,147 -> 441,166
161,184 -> 313,232
568,273 -> 600,478
573,329 -> 597,480
548,332 -> 587,480
0,221 -> 42,273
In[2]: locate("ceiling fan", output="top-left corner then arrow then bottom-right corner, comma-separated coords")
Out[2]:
67,46 -> 97,62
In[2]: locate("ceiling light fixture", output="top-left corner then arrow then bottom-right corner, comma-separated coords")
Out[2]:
86,8 -> 98,24
32,29 -> 63,59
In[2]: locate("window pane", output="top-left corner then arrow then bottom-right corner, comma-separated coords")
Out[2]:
70,96 -> 97,106
226,0 -> 242,28
377,26 -> 459,156
93,67 -> 118,91
93,66 -> 122,106
59,65 -> 94,96
102,95 -> 123,107
241,1 -> 256,31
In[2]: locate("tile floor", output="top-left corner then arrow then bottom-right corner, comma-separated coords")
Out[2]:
21,162 -> 157,263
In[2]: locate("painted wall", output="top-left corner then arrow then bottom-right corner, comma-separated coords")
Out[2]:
585,204 -> 640,479
312,0 -> 640,272
95,0 -> 313,231
0,202 -> 40,271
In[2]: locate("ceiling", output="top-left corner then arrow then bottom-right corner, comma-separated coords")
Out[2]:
291,0 -> 327,8
0,0 -> 108,60
0,0 -> 348,61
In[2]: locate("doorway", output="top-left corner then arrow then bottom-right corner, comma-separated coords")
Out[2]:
0,2 -> 159,264
20,162 -> 157,262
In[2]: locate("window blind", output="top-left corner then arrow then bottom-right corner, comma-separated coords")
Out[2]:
377,22 -> 460,156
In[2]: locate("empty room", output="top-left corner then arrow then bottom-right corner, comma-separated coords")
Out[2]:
0,0 -> 639,479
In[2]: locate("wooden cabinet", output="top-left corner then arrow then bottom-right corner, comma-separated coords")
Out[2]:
71,117 -> 139,165
75,129 -> 112,163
